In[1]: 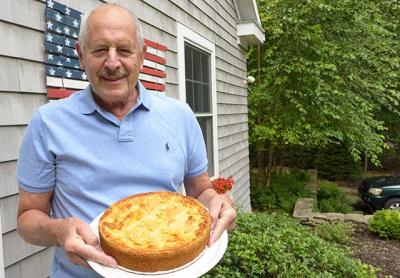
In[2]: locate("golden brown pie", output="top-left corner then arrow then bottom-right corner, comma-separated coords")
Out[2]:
99,191 -> 211,272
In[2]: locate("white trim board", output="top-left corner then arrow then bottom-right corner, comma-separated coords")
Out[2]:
176,22 -> 219,179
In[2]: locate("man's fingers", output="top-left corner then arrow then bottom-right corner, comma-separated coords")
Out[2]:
208,202 -> 222,230
76,222 -> 99,247
208,203 -> 236,246
68,253 -> 91,268
77,242 -> 118,267
62,219 -> 118,268
67,236 -> 118,267
208,223 -> 225,246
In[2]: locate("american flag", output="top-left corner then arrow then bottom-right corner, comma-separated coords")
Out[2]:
44,0 -> 167,99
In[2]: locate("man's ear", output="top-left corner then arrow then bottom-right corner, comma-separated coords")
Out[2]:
75,41 -> 85,70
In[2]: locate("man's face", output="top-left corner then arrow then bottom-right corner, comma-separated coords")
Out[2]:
76,6 -> 145,104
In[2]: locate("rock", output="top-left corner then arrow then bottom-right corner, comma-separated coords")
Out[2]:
293,198 -> 314,212
344,213 -> 366,223
323,213 -> 345,221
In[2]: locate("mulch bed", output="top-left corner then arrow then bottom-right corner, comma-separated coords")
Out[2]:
352,223 -> 400,277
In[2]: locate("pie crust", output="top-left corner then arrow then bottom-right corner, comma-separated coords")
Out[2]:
99,191 -> 211,272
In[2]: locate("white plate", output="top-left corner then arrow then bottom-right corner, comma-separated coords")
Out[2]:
87,212 -> 228,278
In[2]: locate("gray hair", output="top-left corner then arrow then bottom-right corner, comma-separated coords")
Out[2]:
78,4 -> 144,50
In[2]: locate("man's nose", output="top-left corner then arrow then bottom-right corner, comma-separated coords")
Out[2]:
104,48 -> 121,71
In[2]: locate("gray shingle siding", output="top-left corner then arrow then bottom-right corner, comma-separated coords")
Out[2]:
1,0 -> 252,276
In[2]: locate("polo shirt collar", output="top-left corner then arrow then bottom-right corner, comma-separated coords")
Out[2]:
137,80 -> 152,111
79,80 -> 151,115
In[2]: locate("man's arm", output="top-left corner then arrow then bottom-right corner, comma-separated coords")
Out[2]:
184,172 -> 236,246
17,188 -> 117,268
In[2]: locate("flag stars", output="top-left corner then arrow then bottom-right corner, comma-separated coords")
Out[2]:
73,19 -> 79,28
64,26 -> 70,35
46,33 -> 54,42
47,0 -> 54,9
56,45 -> 64,53
47,21 -> 53,30
55,13 -> 62,22
45,4 -> 94,85
49,67 -> 56,76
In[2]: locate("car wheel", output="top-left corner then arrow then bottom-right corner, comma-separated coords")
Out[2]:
383,198 -> 400,210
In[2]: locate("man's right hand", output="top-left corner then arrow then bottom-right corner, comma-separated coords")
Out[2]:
58,217 -> 118,268
17,189 -> 117,269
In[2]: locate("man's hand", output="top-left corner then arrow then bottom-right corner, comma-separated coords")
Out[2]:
184,172 -> 237,245
17,189 -> 117,268
57,217 -> 118,268
206,192 -> 236,245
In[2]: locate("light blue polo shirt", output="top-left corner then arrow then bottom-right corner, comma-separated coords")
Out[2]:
16,81 -> 208,277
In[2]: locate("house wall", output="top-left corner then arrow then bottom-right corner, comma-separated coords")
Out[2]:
0,0 -> 251,276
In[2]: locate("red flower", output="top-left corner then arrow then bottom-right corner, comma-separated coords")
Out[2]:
212,176 -> 235,194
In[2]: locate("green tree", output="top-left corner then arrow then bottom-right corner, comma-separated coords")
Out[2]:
248,0 -> 400,185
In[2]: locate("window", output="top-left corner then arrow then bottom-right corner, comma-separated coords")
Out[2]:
177,24 -> 218,178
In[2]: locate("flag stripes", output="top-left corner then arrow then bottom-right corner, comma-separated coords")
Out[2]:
45,0 -> 167,99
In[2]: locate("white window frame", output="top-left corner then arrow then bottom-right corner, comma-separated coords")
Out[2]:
177,23 -> 219,179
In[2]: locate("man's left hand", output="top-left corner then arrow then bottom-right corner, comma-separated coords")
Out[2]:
206,192 -> 236,245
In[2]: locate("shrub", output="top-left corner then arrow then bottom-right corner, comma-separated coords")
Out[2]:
313,221 -> 354,246
317,181 -> 354,213
314,144 -> 363,181
368,209 -> 400,240
250,171 -> 310,213
203,212 -> 379,278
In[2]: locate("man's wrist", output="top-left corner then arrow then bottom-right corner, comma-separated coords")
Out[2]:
197,187 -> 216,206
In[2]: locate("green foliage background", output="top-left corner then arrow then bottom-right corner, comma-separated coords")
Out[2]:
369,209 -> 400,240
203,212 -> 379,277
317,181 -> 355,213
251,171 -> 310,212
248,0 -> 400,169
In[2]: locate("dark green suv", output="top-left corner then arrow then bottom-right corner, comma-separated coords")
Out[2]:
358,175 -> 400,211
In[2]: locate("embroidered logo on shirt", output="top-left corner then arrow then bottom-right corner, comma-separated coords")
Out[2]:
165,142 -> 170,151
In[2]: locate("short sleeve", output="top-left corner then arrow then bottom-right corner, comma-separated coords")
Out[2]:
16,111 -> 56,192
184,104 -> 208,177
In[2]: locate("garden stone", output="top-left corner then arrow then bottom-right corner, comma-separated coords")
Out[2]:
344,213 -> 366,223
323,213 -> 345,221
305,169 -> 318,200
294,198 -> 314,212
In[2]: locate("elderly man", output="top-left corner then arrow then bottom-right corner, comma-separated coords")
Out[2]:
16,3 -> 236,277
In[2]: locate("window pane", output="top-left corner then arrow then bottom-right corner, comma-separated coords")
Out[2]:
185,45 -> 192,80
194,82 -> 202,112
201,53 -> 210,83
202,84 -> 210,112
197,116 -> 214,177
192,49 -> 201,82
186,80 -> 194,110
184,43 -> 214,176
